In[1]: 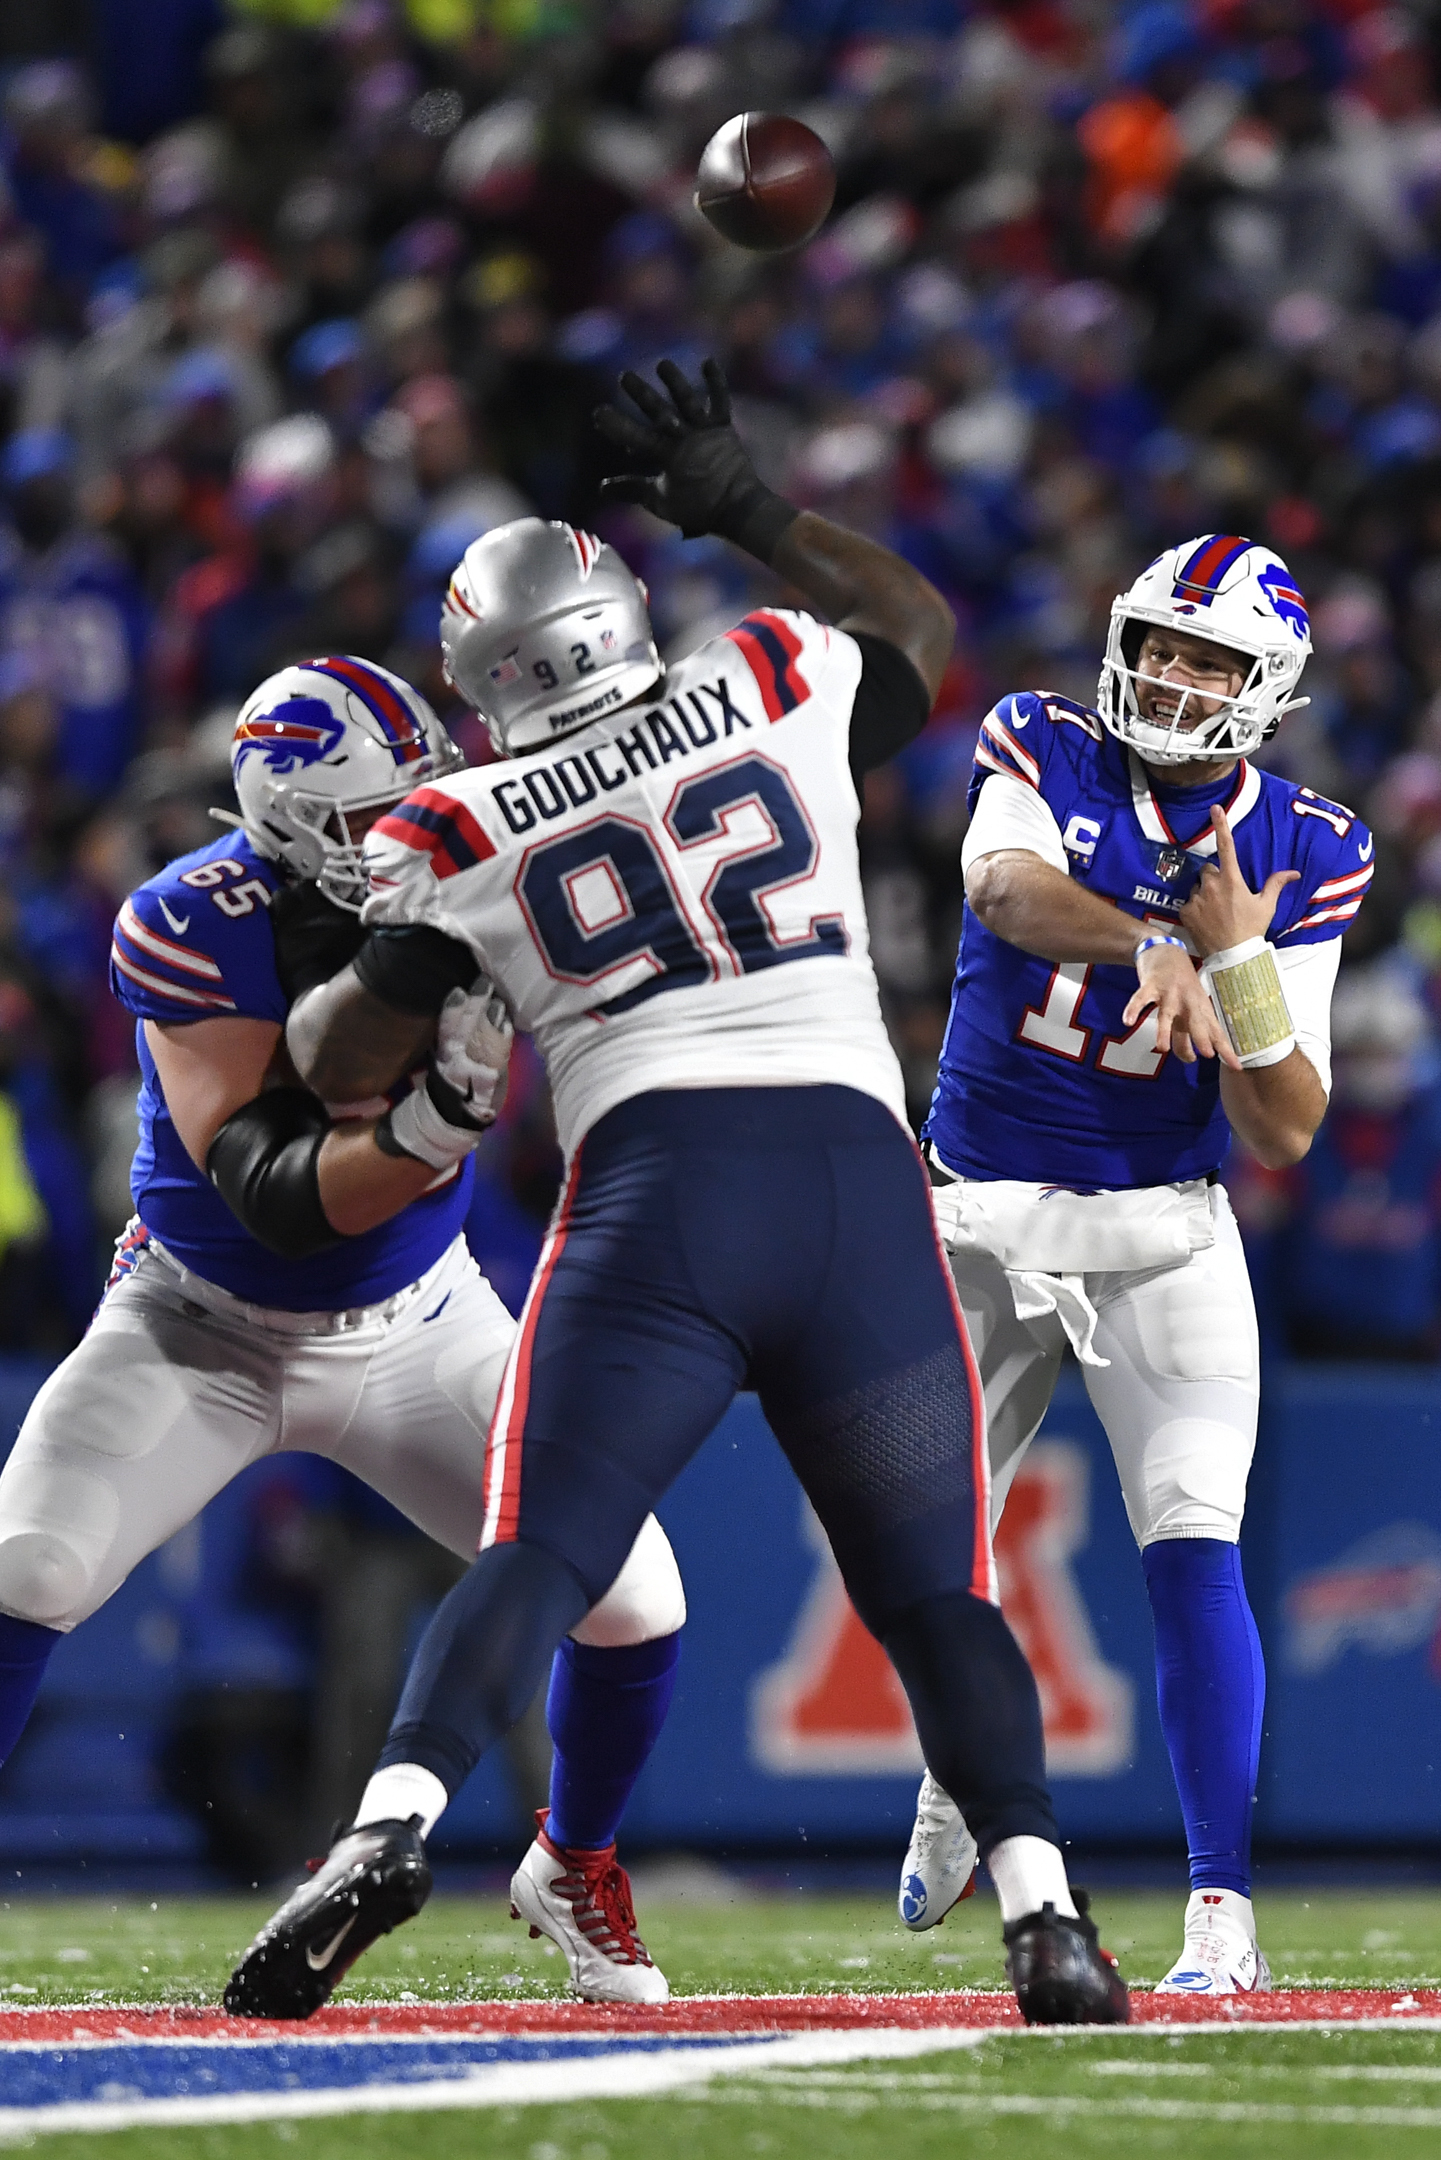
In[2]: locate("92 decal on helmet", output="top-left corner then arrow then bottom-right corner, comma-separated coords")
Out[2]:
1097,535 -> 1312,768
229,655 -> 464,910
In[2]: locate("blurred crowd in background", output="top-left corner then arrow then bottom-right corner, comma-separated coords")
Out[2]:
1,0 -> 1441,1364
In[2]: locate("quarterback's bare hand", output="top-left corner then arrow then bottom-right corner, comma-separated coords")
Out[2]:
1180,805 -> 1299,959
1123,941 -> 1239,1069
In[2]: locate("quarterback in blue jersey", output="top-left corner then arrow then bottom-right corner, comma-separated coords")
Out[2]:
0,654 -> 688,2006
901,535 -> 1372,1992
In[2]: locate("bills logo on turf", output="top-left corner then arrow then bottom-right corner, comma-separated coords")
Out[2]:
1258,562 -> 1310,639
1284,1523 -> 1441,1675
234,696 -> 346,774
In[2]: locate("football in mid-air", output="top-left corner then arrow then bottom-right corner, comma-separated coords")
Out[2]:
694,112 -> 836,252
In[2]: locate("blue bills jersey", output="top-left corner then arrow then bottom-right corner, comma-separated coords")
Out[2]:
109,830 -> 473,1309
925,692 -> 1374,1190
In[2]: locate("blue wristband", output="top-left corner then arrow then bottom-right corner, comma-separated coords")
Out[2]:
1134,932 -> 1188,962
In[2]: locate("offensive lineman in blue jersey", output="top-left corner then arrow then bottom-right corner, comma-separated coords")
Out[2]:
0,654 -> 689,2006
900,535 -> 1372,1992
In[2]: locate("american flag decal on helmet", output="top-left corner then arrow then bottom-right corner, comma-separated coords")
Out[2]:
566,527 -> 603,579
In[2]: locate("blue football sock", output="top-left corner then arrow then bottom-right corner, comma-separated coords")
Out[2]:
0,1612 -> 60,1768
1142,1538 -> 1265,1898
544,1631 -> 681,1852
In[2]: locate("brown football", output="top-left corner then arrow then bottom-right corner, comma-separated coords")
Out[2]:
694,112 -> 836,252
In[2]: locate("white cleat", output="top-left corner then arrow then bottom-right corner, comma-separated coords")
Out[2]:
898,1771 -> 979,1931
510,1809 -> 670,2005
1154,1889 -> 1273,1995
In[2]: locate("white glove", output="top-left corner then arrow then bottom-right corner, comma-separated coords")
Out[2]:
384,981 -> 515,1170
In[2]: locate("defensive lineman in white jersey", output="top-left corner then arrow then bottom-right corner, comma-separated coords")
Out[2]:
229,359 -> 1128,2026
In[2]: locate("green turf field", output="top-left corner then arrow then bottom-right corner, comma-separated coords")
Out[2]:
3,1884 -> 1441,2157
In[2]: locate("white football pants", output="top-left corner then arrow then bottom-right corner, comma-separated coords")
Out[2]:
949,1186 -> 1260,1547
0,1230 -> 686,1641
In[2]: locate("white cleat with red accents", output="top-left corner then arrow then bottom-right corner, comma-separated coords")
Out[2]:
510,1809 -> 670,2005
1154,1889 -> 1273,1995
898,1770 -> 979,1931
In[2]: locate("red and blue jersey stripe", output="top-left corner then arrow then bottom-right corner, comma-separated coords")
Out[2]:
373,787 -> 496,880
302,657 -> 427,766
725,611 -> 811,720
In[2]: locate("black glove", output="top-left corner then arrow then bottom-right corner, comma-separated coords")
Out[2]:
269,881 -> 369,1004
593,358 -> 798,562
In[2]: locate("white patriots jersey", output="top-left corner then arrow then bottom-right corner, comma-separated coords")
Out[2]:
361,610 -> 907,1157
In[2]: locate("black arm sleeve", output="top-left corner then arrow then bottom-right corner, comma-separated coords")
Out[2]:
352,924 -> 479,1015
847,633 -> 933,787
206,1088 -> 341,1259
268,881 -> 369,1002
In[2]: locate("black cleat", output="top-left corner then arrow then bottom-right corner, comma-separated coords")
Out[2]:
1004,1889 -> 1130,2025
223,1816 -> 431,2019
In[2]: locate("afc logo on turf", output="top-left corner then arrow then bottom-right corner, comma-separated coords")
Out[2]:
233,696 -> 347,775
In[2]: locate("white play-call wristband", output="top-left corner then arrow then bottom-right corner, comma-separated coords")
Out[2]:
1199,934 -> 1296,1068
385,1081 -> 488,1170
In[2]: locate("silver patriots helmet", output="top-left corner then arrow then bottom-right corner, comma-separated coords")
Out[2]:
440,518 -> 662,756
231,655 -> 463,908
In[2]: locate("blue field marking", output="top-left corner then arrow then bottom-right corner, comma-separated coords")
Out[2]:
0,2030 -> 756,2107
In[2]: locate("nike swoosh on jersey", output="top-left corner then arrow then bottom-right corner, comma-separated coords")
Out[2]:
305,1915 -> 359,1971
156,896 -> 190,934
422,1290 -> 453,1322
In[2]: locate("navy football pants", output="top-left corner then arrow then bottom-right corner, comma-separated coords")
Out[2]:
383,1087 -> 1058,1855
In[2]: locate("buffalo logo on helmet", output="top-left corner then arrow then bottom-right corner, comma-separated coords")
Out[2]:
233,696 -> 348,776
1257,561 -> 1310,640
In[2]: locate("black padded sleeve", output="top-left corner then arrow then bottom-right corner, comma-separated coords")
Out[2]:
848,633 -> 933,786
269,881 -> 369,1002
206,1088 -> 341,1259
352,924 -> 479,1015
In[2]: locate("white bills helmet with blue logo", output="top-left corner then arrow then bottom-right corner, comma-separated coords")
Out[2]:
1097,535 -> 1312,766
440,517 -> 662,756
231,655 -> 463,907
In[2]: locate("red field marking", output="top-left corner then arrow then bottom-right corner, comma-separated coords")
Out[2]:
2,1989 -> 1438,2047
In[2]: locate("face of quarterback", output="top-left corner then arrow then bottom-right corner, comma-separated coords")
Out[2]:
1134,626 -> 1250,734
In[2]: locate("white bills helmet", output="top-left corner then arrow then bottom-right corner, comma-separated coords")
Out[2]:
441,517 -> 662,756
231,655 -> 463,908
1097,535 -> 1312,766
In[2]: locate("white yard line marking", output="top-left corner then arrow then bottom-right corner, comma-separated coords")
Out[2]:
695,2087 -> 1441,2128
0,2026 -> 989,2140
1090,2061 -> 1441,2081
